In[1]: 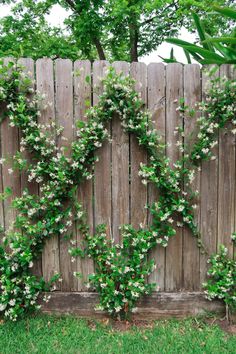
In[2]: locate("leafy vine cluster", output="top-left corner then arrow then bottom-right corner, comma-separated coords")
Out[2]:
0,61 -> 235,321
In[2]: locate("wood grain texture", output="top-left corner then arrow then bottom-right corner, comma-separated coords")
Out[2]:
93,61 -> 111,236
55,59 -> 76,291
183,64 -> 201,290
18,58 -> 38,194
74,60 -> 94,290
1,60 -> 236,294
40,291 -> 224,319
18,58 -> 42,277
147,63 -> 166,290
218,65 -> 235,258
130,62 -> 147,228
1,58 -> 21,231
200,66 -> 219,285
36,58 -> 60,284
111,62 -> 130,243
165,63 -> 184,291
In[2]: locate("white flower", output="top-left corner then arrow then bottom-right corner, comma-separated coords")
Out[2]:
8,168 -> 13,175
0,303 -> 7,311
115,306 -> 122,313
9,299 -> 16,307
124,266 -> 130,273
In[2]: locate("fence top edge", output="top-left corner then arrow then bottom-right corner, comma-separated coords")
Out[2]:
2,58 -> 234,71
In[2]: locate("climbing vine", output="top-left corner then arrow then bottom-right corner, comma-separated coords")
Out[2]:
0,60 -> 235,321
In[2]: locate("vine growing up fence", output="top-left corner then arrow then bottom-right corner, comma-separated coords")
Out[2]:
0,61 -> 235,320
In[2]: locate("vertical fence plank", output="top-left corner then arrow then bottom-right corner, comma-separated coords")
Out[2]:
36,58 -> 60,284
55,59 -> 76,291
74,60 -> 94,290
18,58 -> 42,277
200,66 -> 219,285
1,58 -> 21,232
165,63 -> 183,291
111,62 -> 130,244
93,61 -> 111,236
17,58 -> 37,194
147,63 -> 166,290
130,62 -> 147,229
0,60 -> 7,237
183,64 -> 201,290
218,65 -> 235,258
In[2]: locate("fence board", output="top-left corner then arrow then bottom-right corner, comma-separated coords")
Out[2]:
112,62 -> 130,243
36,58 -> 60,284
18,58 -> 42,277
183,64 -> 201,290
218,65 -> 235,258
147,63 -> 166,290
93,61 -> 111,237
74,60 -> 94,290
55,59 -> 76,291
165,63 -> 184,291
130,62 -> 147,229
200,66 -> 219,285
1,58 -> 21,232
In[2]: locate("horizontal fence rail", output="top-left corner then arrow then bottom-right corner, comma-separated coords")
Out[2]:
0,59 -> 235,297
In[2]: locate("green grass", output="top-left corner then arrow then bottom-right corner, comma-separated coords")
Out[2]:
0,315 -> 235,354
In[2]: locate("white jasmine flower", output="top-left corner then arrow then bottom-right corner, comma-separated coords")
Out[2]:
9,299 -> 16,307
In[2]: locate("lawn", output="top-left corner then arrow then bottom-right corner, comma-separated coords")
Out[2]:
0,315 -> 235,354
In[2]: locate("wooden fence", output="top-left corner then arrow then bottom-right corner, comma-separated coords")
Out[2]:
0,59 -> 235,317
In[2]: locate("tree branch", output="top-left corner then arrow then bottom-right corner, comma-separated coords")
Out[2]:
140,0 -> 179,27
63,0 -> 106,60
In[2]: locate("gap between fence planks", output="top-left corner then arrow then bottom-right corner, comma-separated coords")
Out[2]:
0,60 -> 235,293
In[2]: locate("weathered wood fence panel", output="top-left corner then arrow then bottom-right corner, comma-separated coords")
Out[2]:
0,60 -> 235,296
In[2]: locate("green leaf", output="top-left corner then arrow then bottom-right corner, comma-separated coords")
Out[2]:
76,120 -> 85,129
158,55 -> 177,64
183,46 -> 225,62
213,6 -> 236,20
183,49 -> 191,64
85,75 -> 91,84
5,186 -> 12,196
192,12 -> 210,51
203,37 -> 236,44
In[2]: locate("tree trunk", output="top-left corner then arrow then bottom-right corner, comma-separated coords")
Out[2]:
93,37 -> 106,60
130,30 -> 138,62
129,16 -> 139,62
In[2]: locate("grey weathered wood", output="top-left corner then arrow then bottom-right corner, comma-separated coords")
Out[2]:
93,61 -> 111,237
1,60 -> 236,295
74,60 -> 94,290
130,62 -> 147,228
17,58 -> 38,194
183,64 -> 201,290
39,291 -> 224,319
218,65 -> 235,258
18,58 -> 42,277
147,63 -> 166,290
55,59 -> 76,291
111,62 -> 130,243
36,58 -> 60,284
200,66 -> 219,286
165,63 -> 184,291
1,58 -> 21,232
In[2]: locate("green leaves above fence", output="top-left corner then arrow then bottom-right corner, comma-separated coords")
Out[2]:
165,6 -> 236,65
